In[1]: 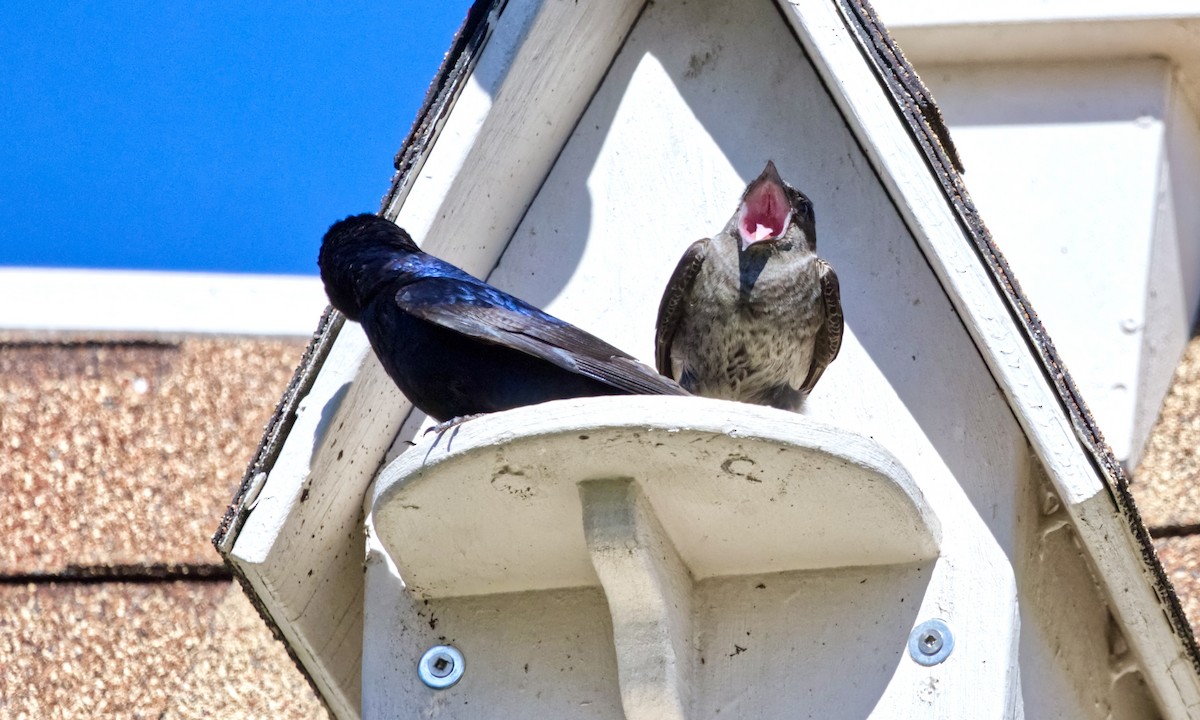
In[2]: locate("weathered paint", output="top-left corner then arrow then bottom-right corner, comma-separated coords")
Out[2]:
367,397 -> 1018,717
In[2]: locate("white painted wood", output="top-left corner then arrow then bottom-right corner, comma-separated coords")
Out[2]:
361,556 -> 625,719
581,479 -> 692,720
779,0 -> 1200,714
782,0 -> 1094,492
872,2 -> 1200,126
382,0 -> 646,279
855,4 -> 1200,471
489,0 -> 1025,573
227,324 -> 396,719
222,1 -> 646,716
366,397 -> 1019,717
870,1 -> 1200,353
370,0 -> 1098,712
909,59 -> 1184,466
361,523 -> 629,720
0,267 -> 325,336
1145,74 -> 1200,442
371,399 -> 940,598
875,2 -> 1200,467
874,0 -> 1200,26
226,0 -> 1199,715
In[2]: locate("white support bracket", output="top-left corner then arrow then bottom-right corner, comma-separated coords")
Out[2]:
581,478 -> 693,720
363,396 -> 1020,718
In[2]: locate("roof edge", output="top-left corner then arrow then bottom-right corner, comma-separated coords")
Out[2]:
212,306 -> 343,551
211,4 -> 502,712
836,0 -> 1200,677
382,0 -> 503,217
214,0 -> 504,552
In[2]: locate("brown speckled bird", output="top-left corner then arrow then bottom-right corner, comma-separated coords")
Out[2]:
655,161 -> 843,410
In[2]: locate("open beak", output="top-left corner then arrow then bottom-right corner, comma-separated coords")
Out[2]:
737,161 -> 792,251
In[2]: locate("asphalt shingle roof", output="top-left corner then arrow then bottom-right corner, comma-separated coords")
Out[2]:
0,337 -> 324,717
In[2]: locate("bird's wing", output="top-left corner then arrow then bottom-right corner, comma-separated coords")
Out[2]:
395,278 -> 688,396
654,239 -> 710,378
799,259 -> 843,394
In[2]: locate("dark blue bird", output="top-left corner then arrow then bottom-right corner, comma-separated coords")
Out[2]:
318,214 -> 688,422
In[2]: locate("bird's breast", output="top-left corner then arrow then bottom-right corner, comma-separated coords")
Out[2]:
706,251 -> 822,321
673,251 -> 824,400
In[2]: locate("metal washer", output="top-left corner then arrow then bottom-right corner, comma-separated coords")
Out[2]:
908,619 -> 954,666
418,645 -> 465,689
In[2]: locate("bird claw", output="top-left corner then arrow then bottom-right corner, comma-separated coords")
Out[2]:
424,413 -> 488,436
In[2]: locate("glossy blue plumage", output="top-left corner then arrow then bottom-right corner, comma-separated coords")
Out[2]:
319,214 -> 687,422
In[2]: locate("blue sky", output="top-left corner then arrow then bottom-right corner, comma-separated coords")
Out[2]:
0,2 -> 472,275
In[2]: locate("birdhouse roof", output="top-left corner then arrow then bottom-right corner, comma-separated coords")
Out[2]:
214,1 -> 1200,716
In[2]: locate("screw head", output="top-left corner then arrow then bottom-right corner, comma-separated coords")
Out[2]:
908,619 -> 953,666
418,645 -> 464,688
919,630 -> 943,654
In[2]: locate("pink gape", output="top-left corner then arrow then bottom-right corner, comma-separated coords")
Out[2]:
737,172 -> 791,250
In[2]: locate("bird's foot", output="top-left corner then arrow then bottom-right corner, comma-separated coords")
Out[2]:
424,413 -> 489,436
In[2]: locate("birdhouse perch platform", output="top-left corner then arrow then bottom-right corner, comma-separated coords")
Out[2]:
364,396 -> 1018,718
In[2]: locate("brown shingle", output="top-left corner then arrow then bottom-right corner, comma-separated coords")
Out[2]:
1138,334 -> 1200,643
161,583 -> 325,719
0,334 -> 327,716
1156,536 -> 1200,640
1131,335 -> 1200,529
0,338 -> 306,574
0,581 -> 225,717
0,580 -> 324,718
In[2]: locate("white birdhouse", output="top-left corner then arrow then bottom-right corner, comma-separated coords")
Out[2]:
215,0 -> 1200,717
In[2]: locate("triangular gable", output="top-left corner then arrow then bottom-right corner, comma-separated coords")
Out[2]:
215,0 -> 1200,715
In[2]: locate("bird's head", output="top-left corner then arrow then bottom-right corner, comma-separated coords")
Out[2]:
318,214 -> 419,321
733,161 -> 815,252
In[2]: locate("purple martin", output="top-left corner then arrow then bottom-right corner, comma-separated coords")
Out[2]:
655,161 -> 843,411
319,214 -> 687,422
